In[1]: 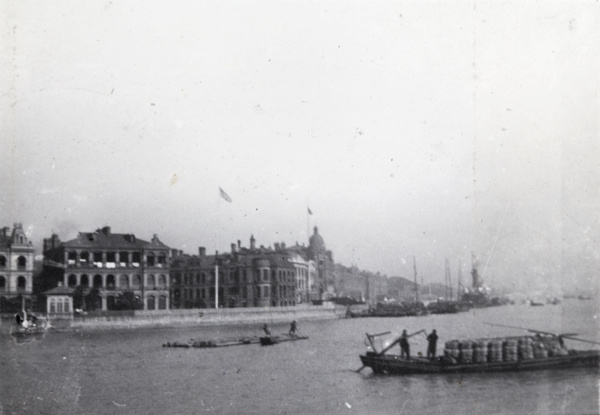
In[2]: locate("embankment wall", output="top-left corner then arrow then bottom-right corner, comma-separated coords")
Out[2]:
65,303 -> 346,331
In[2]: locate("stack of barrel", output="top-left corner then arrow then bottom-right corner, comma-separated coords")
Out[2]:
502,339 -> 518,362
459,341 -> 473,364
488,339 -> 503,362
473,341 -> 488,363
444,340 -> 460,363
532,341 -> 548,359
518,337 -> 535,360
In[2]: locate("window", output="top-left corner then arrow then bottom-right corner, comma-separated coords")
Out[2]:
17,276 -> 26,291
0,276 -> 5,290
50,298 -> 56,313
0,256 -> 5,267
17,256 -> 26,269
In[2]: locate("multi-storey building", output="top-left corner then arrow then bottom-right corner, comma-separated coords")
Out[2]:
41,226 -> 171,311
0,223 -> 35,310
170,236 -> 304,308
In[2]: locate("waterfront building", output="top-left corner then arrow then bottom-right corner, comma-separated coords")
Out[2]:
0,223 -> 36,311
43,283 -> 74,319
40,226 -> 171,311
307,226 -> 335,299
170,236 -> 304,308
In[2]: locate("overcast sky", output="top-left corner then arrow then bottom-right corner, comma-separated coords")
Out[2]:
1,0 -> 598,295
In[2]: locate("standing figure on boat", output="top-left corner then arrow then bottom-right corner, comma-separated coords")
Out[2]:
400,330 -> 410,359
289,320 -> 298,337
426,329 -> 439,359
262,323 -> 271,336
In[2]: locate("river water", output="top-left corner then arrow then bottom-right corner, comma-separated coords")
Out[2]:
1,299 -> 598,415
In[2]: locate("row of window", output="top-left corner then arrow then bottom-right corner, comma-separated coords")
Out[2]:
66,274 -> 167,289
49,297 -> 71,313
0,276 -> 27,290
0,255 -> 28,268
65,251 -> 167,266
173,268 -> 298,286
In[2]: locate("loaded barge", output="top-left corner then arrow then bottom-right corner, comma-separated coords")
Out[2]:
358,327 -> 600,375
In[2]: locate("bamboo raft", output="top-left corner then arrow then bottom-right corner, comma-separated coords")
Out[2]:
163,333 -> 309,348
163,336 -> 261,348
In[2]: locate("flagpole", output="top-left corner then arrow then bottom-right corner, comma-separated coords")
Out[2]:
215,192 -> 220,309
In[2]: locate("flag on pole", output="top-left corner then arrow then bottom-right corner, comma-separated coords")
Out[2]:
219,187 -> 232,203
307,207 -> 313,215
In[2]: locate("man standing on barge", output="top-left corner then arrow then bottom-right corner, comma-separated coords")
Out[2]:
427,329 -> 439,359
400,330 -> 410,359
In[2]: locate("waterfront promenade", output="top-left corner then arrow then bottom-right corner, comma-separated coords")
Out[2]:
1,303 -> 357,332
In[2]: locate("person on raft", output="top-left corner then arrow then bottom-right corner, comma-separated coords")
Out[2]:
289,320 -> 298,337
262,323 -> 271,336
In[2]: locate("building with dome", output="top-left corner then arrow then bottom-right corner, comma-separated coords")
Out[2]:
308,226 -> 335,298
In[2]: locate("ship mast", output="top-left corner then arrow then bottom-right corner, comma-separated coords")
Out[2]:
413,256 -> 419,303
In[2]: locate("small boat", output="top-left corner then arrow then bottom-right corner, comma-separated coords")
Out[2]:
163,336 -> 262,348
11,313 -> 49,344
357,324 -> 600,375
259,333 -> 309,346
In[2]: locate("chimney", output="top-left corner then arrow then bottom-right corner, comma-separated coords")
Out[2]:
274,243 -> 280,250
237,240 -> 241,249
199,247 -> 206,257
171,249 -> 179,257
250,235 -> 256,251
231,243 -> 236,254
102,226 -> 111,235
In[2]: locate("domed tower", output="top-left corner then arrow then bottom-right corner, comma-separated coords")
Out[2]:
308,227 -> 326,260
308,226 -> 335,299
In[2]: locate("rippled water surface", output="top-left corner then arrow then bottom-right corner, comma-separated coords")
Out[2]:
1,300 -> 599,414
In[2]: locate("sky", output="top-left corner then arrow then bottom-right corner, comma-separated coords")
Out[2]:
1,0 -> 598,296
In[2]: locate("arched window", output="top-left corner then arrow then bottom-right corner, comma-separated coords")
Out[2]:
132,275 -> 141,290
80,251 -> 89,264
157,275 -> 166,289
17,256 -> 26,269
0,276 -> 5,291
148,275 -> 156,290
17,276 -> 26,291
80,274 -> 89,287
56,298 -> 63,313
106,275 -> 116,290
50,298 -> 56,313
63,298 -> 70,313
68,275 -> 77,287
146,253 -> 155,266
158,295 -> 167,310
147,295 -> 156,310
93,274 -> 103,288
119,275 -> 130,289
0,256 -> 5,267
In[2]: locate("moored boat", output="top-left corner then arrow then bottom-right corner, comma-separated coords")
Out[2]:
358,327 -> 600,375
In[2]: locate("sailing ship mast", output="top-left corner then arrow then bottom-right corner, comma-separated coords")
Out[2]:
413,256 -> 419,303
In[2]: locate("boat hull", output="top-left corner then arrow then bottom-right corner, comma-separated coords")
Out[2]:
359,350 -> 600,375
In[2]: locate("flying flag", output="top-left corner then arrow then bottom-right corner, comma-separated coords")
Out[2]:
219,187 -> 232,203
307,207 -> 313,215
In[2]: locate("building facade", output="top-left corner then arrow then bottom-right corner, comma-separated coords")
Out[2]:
170,236 -> 306,309
41,226 -> 171,311
0,223 -> 36,310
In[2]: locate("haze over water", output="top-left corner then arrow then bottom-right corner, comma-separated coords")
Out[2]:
1,300 -> 598,414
